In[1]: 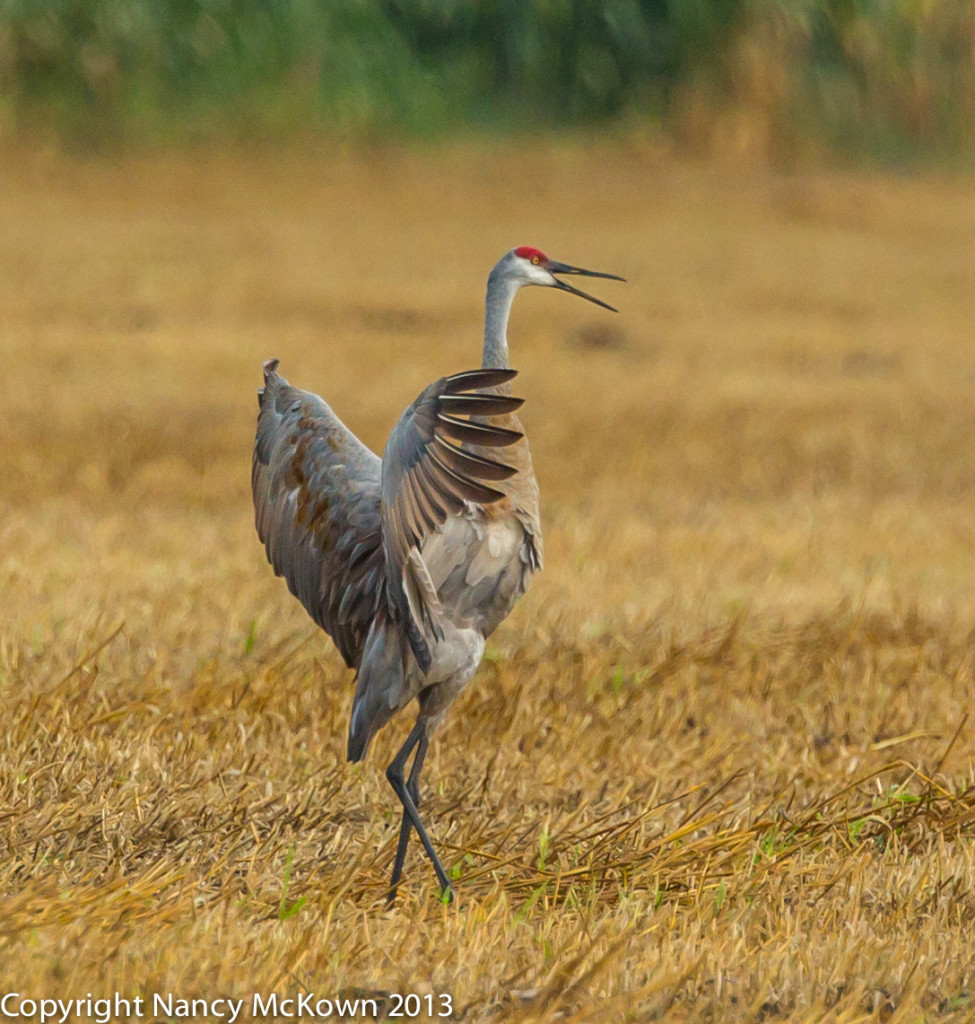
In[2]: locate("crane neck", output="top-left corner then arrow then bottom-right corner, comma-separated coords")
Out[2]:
482,268 -> 519,370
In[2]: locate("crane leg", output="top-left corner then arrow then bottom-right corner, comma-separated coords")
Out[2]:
386,731 -> 427,905
385,718 -> 454,905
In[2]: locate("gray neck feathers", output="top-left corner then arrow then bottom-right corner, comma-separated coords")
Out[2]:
482,265 -> 519,369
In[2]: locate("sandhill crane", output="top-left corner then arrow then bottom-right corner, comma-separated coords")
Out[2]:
252,247 -> 623,902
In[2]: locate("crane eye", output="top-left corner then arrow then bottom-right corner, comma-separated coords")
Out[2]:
531,256 -> 540,265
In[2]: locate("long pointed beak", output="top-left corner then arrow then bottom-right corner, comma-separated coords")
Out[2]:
545,260 -> 626,313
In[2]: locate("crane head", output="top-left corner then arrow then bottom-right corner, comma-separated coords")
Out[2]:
510,246 -> 625,312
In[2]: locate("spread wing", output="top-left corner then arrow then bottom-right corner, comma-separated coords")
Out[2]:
380,368 -> 525,672
252,359 -> 385,669
253,362 -> 526,678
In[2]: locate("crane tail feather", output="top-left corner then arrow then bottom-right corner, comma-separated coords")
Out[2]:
348,614 -> 410,762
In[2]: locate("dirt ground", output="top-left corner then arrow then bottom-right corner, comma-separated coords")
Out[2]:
1,138 -> 974,1021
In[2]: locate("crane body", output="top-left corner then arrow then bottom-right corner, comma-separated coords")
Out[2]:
252,247 -> 622,901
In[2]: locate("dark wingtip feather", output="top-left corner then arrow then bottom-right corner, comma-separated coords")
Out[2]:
443,367 -> 518,394
437,419 -> 522,448
436,413 -> 523,447
426,451 -> 507,505
439,393 -> 525,416
433,436 -> 518,482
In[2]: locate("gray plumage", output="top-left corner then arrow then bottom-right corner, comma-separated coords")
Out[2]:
253,363 -> 535,760
251,247 -> 622,901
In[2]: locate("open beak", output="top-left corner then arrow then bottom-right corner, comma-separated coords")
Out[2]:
545,260 -> 626,312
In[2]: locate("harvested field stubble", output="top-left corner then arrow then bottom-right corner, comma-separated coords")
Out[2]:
1,141 -> 975,1020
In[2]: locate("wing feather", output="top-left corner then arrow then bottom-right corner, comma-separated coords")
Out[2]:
436,412 -> 523,447
441,367 -> 519,392
438,392 -> 525,416
381,368 -> 524,671
252,360 -> 384,669
432,434 -> 519,481
253,362 -> 526,681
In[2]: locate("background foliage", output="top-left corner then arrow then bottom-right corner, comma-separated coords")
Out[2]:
1,0 -> 974,157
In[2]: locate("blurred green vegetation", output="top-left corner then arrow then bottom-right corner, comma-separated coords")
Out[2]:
1,0 -> 973,158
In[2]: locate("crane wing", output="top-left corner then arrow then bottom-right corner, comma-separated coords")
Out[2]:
381,368 -> 525,672
252,359 -> 385,669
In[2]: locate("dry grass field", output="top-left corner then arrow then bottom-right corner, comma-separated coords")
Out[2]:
2,138 -> 975,1021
